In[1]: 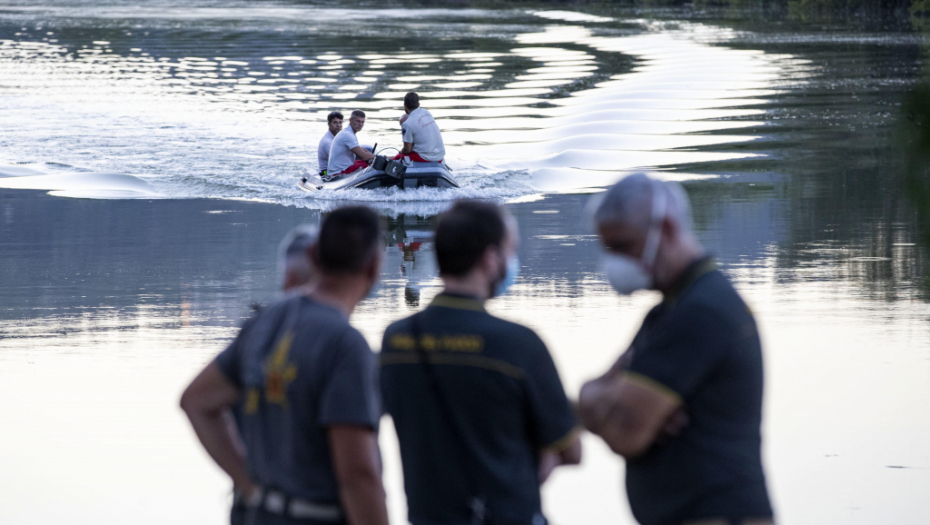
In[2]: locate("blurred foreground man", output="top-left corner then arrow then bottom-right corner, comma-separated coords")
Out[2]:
579,174 -> 773,525
381,200 -> 581,525
181,206 -> 389,525
279,224 -> 319,291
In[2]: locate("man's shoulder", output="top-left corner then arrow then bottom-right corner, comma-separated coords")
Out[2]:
448,310 -> 547,355
684,270 -> 748,315
319,130 -> 334,144
383,309 -> 543,347
666,270 -> 757,343
260,294 -> 350,331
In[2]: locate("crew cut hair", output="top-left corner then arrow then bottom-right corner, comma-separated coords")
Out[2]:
316,206 -> 382,275
350,109 -> 366,119
434,200 -> 505,277
327,111 -> 343,123
404,92 -> 420,110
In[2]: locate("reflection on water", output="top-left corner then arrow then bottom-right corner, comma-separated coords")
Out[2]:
2,2 -> 930,525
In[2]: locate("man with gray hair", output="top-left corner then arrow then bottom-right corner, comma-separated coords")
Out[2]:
327,110 -> 376,180
279,225 -> 319,291
578,173 -> 773,525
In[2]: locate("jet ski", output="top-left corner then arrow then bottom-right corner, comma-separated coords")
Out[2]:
298,154 -> 459,192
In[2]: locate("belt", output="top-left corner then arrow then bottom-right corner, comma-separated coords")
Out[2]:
236,487 -> 343,521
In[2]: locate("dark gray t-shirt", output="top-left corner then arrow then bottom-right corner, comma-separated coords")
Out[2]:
215,294 -> 381,503
625,259 -> 772,525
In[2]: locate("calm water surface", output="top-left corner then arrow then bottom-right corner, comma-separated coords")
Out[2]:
1,2 -> 929,524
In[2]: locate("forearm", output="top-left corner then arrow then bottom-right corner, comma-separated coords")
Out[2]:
579,349 -> 635,432
187,408 -> 253,491
401,142 -> 413,154
538,435 -> 582,484
351,147 -> 375,161
578,378 -> 617,434
339,472 -> 389,525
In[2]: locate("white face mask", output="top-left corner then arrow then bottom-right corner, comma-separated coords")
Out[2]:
603,180 -> 667,295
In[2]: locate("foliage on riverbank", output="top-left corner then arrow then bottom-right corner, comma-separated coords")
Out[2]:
901,81 -> 930,289
455,0 -> 930,28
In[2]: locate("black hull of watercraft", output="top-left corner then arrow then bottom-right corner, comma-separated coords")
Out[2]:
298,161 -> 459,192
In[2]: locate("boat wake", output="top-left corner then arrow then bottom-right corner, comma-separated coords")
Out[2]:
0,8 -> 809,211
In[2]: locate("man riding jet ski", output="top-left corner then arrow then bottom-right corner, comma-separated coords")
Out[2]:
395,91 -> 445,164
324,109 -> 375,181
300,93 -> 458,192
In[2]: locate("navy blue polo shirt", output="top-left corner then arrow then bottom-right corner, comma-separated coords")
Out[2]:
215,294 -> 381,503
380,293 -> 578,525
624,258 -> 773,525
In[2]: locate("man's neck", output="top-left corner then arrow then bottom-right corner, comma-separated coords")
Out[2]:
656,243 -> 706,295
441,273 -> 489,300
307,276 -> 364,317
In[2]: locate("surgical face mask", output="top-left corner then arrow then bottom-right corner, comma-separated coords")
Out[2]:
603,180 -> 667,295
492,254 -> 520,298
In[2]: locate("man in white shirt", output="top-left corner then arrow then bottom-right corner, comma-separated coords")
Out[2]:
317,111 -> 343,177
396,92 -> 445,163
327,110 -> 376,180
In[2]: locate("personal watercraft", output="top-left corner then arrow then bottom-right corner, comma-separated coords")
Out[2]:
298,154 -> 459,192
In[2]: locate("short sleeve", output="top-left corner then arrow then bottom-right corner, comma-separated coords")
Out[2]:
214,315 -> 260,388
402,124 -> 414,144
523,332 -> 578,449
628,305 -> 734,400
318,328 -> 381,430
346,132 -> 359,150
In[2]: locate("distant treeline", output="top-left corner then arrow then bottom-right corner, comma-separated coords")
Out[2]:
440,0 -> 930,27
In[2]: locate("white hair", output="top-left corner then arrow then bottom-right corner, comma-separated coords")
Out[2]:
278,224 -> 319,287
592,173 -> 693,233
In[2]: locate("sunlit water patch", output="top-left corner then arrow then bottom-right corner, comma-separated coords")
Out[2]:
0,5 -> 806,209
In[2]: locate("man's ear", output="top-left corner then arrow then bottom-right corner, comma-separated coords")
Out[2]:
661,216 -> 677,242
309,244 -> 321,267
365,252 -> 382,283
480,245 -> 500,277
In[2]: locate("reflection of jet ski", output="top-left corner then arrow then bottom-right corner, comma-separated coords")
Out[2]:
298,154 -> 459,192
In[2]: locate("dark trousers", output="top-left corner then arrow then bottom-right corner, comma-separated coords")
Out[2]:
231,505 -> 347,525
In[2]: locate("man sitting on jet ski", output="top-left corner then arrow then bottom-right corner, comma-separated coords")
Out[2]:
394,92 -> 445,164
325,109 -> 376,181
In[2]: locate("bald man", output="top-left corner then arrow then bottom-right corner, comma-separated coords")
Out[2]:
579,174 -> 773,525
279,225 -> 319,291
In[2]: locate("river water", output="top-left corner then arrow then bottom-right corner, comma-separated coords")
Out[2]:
1,2 -> 929,524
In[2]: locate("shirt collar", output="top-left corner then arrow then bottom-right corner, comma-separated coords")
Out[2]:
662,256 -> 716,306
429,292 -> 487,312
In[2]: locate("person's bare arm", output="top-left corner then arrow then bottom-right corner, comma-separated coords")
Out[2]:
576,347 -> 635,432
538,432 -> 582,484
180,362 -> 256,495
401,142 -> 414,155
579,373 -> 681,458
350,146 -> 376,161
329,425 -> 389,525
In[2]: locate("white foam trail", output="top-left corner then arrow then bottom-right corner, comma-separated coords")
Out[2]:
0,165 -> 161,198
